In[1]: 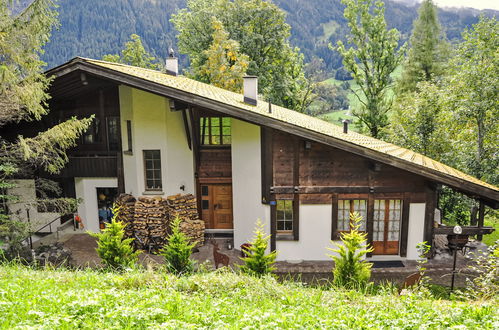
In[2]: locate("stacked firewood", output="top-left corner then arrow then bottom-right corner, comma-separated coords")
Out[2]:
133,196 -> 170,250
114,194 -> 136,238
166,194 -> 205,246
112,193 -> 204,252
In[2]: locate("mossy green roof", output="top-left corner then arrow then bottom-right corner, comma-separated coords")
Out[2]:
67,58 -> 499,196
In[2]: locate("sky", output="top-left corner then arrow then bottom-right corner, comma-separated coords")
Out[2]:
431,0 -> 499,10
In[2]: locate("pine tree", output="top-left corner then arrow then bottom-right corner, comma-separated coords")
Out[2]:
160,217 -> 196,276
397,0 -> 449,93
328,212 -> 373,288
90,205 -> 140,270
0,0 -> 92,256
239,219 -> 277,277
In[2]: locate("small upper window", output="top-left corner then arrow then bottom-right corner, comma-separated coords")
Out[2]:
107,117 -> 120,151
337,199 -> 367,232
143,150 -> 162,191
276,200 -> 294,233
200,117 -> 231,145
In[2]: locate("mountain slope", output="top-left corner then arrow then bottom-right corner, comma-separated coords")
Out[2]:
41,0 -> 496,70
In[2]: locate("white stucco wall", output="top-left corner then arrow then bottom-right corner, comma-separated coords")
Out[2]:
276,204 -> 334,261
406,203 -> 426,260
75,177 -> 117,233
7,179 -> 60,230
118,86 -> 194,197
231,119 -> 271,248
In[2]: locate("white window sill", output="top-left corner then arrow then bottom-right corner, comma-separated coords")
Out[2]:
142,191 -> 165,195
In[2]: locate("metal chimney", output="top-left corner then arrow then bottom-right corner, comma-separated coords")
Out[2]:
243,76 -> 258,106
165,48 -> 178,76
342,119 -> 350,133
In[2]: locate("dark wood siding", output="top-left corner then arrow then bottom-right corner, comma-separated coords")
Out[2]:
272,131 -> 427,201
198,148 -> 232,179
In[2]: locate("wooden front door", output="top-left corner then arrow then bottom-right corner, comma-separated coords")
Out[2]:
200,184 -> 233,229
372,199 -> 402,255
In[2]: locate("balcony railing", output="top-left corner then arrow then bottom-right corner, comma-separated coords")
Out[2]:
58,154 -> 118,177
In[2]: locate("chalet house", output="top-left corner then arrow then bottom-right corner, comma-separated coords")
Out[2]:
10,57 -> 498,261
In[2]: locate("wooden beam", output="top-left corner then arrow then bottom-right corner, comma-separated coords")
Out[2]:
260,127 -> 273,204
477,200 -> 485,241
271,186 -> 418,194
400,192 -> 411,257
293,194 -> 300,241
331,193 -> 338,240
292,137 -> 300,241
366,193 -> 374,257
181,109 -> 192,150
433,226 -> 494,235
270,196 -> 277,252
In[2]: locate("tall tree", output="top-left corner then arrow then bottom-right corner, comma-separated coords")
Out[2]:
103,34 -> 159,69
336,0 -> 405,138
397,0 -> 449,93
387,16 -> 498,225
387,82 -> 451,160
171,0 -> 313,112
192,18 -> 249,93
0,0 -> 92,255
445,16 -> 498,184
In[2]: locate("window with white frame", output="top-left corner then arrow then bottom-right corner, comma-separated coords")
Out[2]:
276,200 -> 294,233
143,150 -> 162,191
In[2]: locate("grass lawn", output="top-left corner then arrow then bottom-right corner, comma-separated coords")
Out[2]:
483,214 -> 499,246
0,264 -> 498,328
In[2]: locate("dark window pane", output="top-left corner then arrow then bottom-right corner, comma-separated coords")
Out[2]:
201,186 -> 209,196
277,221 -> 285,231
276,209 -> 284,220
202,200 -> 209,209
285,221 -> 293,231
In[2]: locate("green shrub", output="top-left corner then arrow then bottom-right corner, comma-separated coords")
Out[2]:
89,205 -> 140,270
465,240 -> 499,300
239,219 -> 277,277
160,217 -> 195,276
0,217 -> 29,261
328,212 -> 373,289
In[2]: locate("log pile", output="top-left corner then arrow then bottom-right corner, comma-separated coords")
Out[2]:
133,196 -> 170,251
113,193 -> 204,252
167,194 -> 204,246
114,194 -> 136,237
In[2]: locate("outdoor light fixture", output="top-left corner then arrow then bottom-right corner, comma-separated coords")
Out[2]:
448,225 -> 469,291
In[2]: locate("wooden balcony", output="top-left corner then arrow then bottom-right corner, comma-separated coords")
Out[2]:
57,154 -> 118,178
